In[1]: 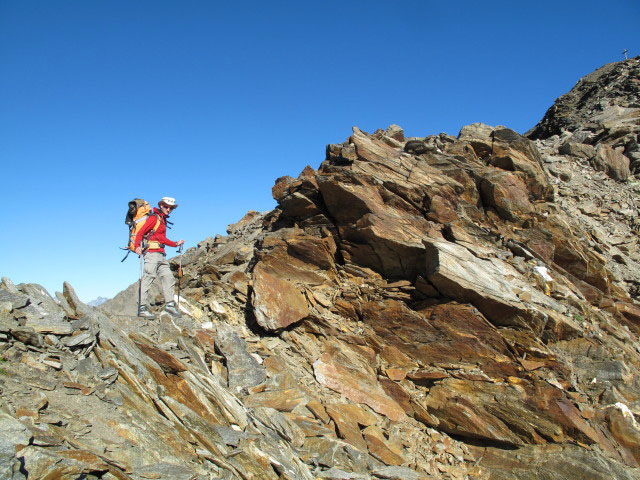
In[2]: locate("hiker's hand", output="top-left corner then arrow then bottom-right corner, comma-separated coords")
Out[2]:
177,239 -> 185,246
135,246 -> 142,256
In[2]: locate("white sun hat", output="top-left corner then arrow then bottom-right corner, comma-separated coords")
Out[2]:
159,197 -> 178,208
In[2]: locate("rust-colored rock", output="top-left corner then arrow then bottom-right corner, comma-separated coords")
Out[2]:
480,170 -> 534,222
607,405 -> 640,464
306,399 -> 331,424
385,368 -> 408,381
313,340 -> 406,422
131,335 -> 188,374
243,388 -> 306,412
325,404 -> 367,451
615,302 -> 640,325
592,144 -> 630,181
363,425 -> 405,466
378,378 -> 413,415
362,300 -> 519,380
252,263 -> 309,331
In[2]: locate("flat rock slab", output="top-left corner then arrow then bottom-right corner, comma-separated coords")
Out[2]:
251,406 -> 305,449
479,443 -> 639,480
0,289 -> 29,309
18,284 -> 60,314
10,326 -> 43,347
252,263 -> 309,331
423,238 -> 531,327
373,465 -> 430,479
319,467 -> 370,479
0,413 -> 32,480
18,446 -> 109,480
135,462 -> 206,480
325,405 -> 367,451
422,377 -> 613,450
25,317 -> 73,335
216,325 -> 266,392
593,144 -> 630,181
363,425 -> 405,466
243,388 -> 306,412
313,340 -> 406,422
63,331 -> 95,347
305,436 -> 384,474
362,301 -> 519,380
480,170 -> 534,222
131,335 -> 188,374
214,426 -> 248,447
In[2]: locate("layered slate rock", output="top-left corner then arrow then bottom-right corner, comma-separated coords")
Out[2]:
313,339 -> 406,422
3,58 -> 640,480
0,413 -> 31,480
528,58 -> 640,140
528,56 -> 640,175
423,238 -> 528,325
457,124 -> 553,202
479,170 -> 535,222
216,325 -> 267,392
592,144 -> 631,181
361,301 -> 519,380
252,264 -> 309,330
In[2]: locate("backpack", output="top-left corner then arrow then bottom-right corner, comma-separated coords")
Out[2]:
121,198 -> 161,261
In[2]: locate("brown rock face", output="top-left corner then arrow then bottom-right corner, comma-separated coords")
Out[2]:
313,339 -> 406,422
363,425 -> 406,465
361,301 -> 518,380
480,170 -> 534,222
489,127 -> 553,201
544,214 -> 611,295
131,335 -> 188,374
252,263 -> 309,330
422,238 -> 537,329
317,174 -> 429,279
592,144 -> 631,181
607,405 -> 640,464
457,124 -> 553,201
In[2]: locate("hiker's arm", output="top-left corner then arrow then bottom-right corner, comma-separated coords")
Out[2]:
156,231 -> 178,248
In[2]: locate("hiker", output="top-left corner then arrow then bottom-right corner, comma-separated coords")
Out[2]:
134,197 -> 184,319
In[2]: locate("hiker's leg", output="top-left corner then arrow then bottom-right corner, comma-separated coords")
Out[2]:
157,257 -> 175,304
141,253 -> 159,306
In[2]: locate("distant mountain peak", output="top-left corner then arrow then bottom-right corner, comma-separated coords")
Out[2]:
87,296 -> 108,307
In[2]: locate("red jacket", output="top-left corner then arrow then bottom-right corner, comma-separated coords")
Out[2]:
134,208 -> 177,254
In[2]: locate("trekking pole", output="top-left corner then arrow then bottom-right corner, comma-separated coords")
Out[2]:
177,244 -> 183,307
138,253 -> 143,313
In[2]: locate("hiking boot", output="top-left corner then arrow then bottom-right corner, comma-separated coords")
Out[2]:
163,301 -> 180,316
137,306 -> 156,320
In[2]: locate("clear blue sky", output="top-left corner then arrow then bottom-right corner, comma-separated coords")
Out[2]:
1,1 -> 638,302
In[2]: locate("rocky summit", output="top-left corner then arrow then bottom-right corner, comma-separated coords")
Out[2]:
2,58 -> 640,480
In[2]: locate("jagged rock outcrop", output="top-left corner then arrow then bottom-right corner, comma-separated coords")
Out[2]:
528,56 -> 640,175
2,59 -> 640,479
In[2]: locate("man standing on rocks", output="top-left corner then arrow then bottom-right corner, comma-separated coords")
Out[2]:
134,197 -> 184,319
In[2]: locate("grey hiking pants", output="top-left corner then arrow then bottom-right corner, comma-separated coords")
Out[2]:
141,252 -> 175,307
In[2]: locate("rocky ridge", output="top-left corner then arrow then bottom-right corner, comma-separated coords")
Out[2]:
2,58 -> 640,479
528,56 -> 640,175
